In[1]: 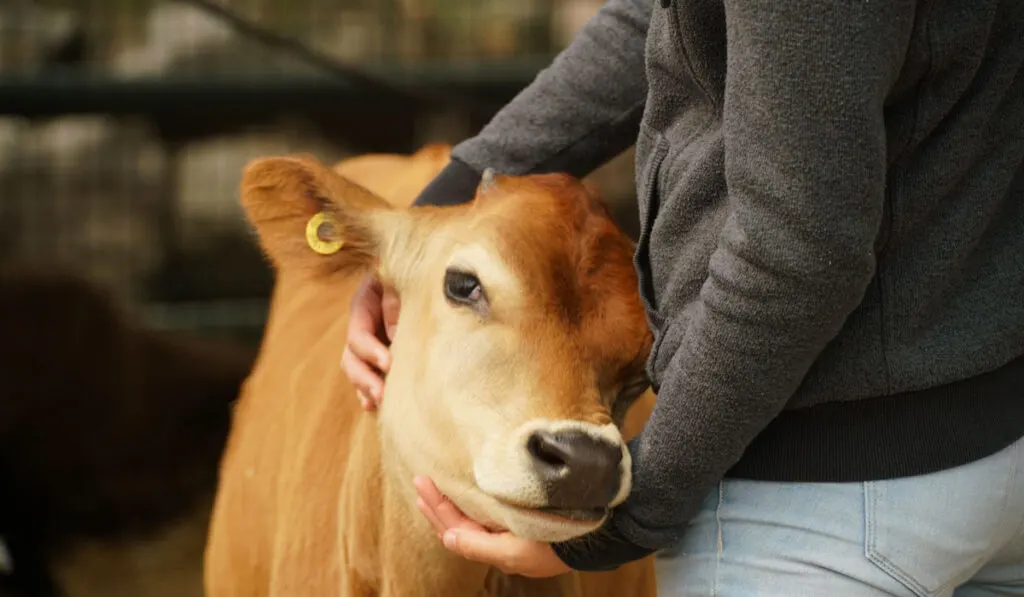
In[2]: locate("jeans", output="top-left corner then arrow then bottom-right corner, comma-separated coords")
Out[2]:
654,433 -> 1024,596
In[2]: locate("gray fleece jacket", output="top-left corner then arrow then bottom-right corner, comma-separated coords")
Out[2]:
413,0 -> 1024,571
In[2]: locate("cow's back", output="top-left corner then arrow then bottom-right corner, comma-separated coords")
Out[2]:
331,143 -> 452,208
203,278 -> 351,595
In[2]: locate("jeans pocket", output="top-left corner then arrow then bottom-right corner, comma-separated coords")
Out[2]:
863,472 -> 1006,597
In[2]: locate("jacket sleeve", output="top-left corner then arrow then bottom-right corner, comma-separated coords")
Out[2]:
552,0 -> 916,571
413,0 -> 652,207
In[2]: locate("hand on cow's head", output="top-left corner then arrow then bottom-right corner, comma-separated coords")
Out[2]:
240,152 -> 654,545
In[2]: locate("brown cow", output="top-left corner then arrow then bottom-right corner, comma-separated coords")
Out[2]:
204,144 -> 659,597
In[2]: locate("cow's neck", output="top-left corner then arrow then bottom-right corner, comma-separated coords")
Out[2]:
339,414 -> 580,597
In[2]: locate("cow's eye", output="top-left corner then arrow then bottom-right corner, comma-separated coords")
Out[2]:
444,268 -> 484,306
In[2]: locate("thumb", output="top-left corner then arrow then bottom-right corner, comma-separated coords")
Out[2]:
350,276 -> 384,337
381,287 -> 401,341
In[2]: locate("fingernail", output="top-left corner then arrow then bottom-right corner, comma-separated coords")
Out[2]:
443,531 -> 457,549
378,351 -> 390,368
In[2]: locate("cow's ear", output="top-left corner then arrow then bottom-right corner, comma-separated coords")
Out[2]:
239,154 -> 397,277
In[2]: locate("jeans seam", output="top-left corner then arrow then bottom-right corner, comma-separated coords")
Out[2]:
864,481 -> 932,597
1002,438 -> 1024,547
713,480 -> 724,597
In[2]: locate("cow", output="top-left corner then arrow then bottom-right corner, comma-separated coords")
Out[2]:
203,143 -> 659,597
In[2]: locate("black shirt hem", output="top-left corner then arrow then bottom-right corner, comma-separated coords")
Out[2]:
727,353 -> 1024,483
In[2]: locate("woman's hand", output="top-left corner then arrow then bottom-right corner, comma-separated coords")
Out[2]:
413,476 -> 573,578
340,275 -> 401,410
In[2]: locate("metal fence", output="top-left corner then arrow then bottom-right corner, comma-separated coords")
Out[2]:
0,0 -> 637,344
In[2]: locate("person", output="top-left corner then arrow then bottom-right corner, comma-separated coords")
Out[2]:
341,0 -> 1024,593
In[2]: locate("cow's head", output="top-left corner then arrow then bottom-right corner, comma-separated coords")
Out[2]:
239,154 -> 652,543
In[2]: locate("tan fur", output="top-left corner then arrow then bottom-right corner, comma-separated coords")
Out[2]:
204,144 -> 659,597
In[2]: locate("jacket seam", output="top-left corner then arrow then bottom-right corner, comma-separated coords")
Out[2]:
896,2 -> 936,165
877,267 -> 893,395
668,6 -> 716,110
878,5 -> 937,396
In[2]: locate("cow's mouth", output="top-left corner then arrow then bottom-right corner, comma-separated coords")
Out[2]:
479,488 -> 610,527
535,506 -> 607,523
495,499 -> 608,525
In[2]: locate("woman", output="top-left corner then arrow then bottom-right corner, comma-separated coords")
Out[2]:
342,0 -> 1024,593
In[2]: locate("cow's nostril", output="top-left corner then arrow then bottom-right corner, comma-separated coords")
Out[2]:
527,431 -> 571,469
525,429 -> 623,509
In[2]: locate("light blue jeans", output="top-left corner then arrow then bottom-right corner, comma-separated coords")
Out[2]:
654,434 -> 1024,596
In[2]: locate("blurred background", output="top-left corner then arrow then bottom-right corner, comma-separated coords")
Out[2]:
0,1 -> 639,596
0,0 -> 639,337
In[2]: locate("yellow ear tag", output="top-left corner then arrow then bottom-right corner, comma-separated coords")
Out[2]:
305,212 -> 344,255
